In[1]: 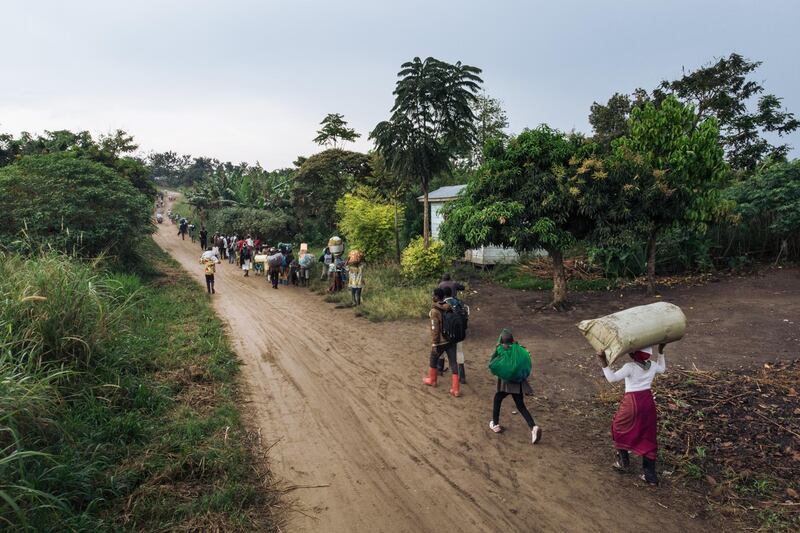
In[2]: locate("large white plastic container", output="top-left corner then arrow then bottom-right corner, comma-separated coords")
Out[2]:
577,302 -> 687,365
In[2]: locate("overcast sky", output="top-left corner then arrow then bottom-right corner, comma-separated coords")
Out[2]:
2,0 -> 798,168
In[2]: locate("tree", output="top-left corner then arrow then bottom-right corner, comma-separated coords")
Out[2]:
731,159 -> 800,261
440,127 -> 616,308
336,193 -> 399,262
371,56 -> 483,248
589,90 -> 651,148
290,149 -> 371,240
0,153 -> 152,257
469,92 -> 509,167
314,113 -> 360,148
612,96 -> 729,294
361,152 -> 412,262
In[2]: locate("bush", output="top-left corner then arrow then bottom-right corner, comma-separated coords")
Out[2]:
0,153 -> 153,258
206,206 -> 292,242
401,237 -> 446,279
336,194 -> 399,261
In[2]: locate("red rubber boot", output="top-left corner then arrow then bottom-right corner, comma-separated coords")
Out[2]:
422,367 -> 438,386
449,374 -> 461,397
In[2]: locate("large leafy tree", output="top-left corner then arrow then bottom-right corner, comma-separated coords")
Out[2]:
290,149 -> 370,239
468,91 -> 509,167
440,126 -> 619,308
0,129 -> 156,198
612,96 -> 729,294
731,159 -> 800,261
371,56 -> 483,247
0,153 -> 152,257
360,152 -> 412,262
660,54 -> 798,173
590,54 -> 798,172
313,113 -> 360,148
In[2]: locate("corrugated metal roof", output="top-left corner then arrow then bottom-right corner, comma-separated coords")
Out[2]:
417,184 -> 466,202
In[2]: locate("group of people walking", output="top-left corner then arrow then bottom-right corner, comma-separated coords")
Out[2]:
422,274 -> 667,487
190,225 -> 666,488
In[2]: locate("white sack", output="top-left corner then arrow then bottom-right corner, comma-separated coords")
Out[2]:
577,302 -> 686,365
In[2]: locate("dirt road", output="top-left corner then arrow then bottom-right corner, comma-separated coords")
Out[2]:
152,215 -> 746,532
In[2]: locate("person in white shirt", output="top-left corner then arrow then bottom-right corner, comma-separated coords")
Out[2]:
597,344 -> 667,486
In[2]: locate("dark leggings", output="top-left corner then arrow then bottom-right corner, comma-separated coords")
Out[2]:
351,287 -> 362,305
492,392 -> 535,429
205,274 -> 214,293
429,343 -> 458,374
269,268 -> 280,288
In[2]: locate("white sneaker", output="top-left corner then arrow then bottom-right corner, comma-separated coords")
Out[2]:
489,421 -> 503,433
531,426 -> 542,444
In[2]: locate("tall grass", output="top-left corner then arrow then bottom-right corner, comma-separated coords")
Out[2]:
0,245 -> 283,531
309,261 -> 433,321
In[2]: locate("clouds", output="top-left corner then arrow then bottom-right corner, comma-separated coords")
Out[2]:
2,0 -> 798,167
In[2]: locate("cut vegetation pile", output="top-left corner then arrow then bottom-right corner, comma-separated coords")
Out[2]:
599,361 -> 800,531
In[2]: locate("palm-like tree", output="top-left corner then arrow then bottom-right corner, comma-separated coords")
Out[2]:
371,57 -> 483,247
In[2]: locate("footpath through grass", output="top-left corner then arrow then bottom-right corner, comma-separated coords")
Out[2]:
0,241 -> 283,531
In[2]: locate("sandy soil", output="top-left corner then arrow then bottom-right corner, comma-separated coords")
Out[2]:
153,208 -> 799,533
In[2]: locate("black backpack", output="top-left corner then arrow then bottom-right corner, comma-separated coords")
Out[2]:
442,299 -> 468,343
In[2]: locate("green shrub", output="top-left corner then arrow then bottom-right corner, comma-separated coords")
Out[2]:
336,194 -> 399,261
401,237 -> 446,279
206,206 -> 292,242
0,153 -> 153,258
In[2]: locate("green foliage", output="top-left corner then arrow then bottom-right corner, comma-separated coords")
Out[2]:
336,193 -> 399,261
206,206 -> 292,242
732,159 -> 800,251
0,129 -> 156,198
313,113 -> 360,148
371,56 -> 483,245
660,53 -> 799,172
0,153 -> 153,258
290,149 -> 371,240
401,236 -> 446,279
0,244 -> 281,531
466,91 -> 509,168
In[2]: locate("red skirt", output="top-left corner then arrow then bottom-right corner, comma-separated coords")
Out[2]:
611,389 -> 658,460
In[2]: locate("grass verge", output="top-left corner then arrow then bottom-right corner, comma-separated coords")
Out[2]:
0,240 -> 284,531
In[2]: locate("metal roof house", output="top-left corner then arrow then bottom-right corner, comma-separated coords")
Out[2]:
418,185 -> 520,266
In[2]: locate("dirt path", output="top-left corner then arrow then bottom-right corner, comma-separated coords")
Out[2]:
151,212 -> 736,532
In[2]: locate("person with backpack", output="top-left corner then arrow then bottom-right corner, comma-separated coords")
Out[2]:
178,218 -> 188,240
199,227 -> 208,250
438,273 -> 465,300
442,286 -> 469,384
267,247 -> 283,289
488,328 -> 542,444
422,288 -> 461,397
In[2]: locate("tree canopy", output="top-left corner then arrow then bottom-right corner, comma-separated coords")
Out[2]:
0,153 -> 153,257
371,56 -> 483,246
313,113 -> 360,148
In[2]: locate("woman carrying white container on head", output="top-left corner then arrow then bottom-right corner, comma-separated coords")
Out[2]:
596,344 -> 666,486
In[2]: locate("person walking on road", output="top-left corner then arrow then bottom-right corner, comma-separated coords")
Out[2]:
319,246 -> 333,281
489,329 -> 542,444
597,344 -> 667,486
213,233 -> 223,258
199,246 -> 221,294
267,247 -> 283,289
422,288 -> 460,397
240,241 -> 252,277
346,252 -> 365,306
199,226 -> 208,250
178,218 -> 188,240
442,286 -> 469,383
438,273 -> 465,300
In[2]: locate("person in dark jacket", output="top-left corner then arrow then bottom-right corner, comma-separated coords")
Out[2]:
422,288 -> 460,397
199,227 -> 208,250
438,273 -> 465,300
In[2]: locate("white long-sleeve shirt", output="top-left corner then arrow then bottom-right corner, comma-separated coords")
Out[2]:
602,350 -> 666,392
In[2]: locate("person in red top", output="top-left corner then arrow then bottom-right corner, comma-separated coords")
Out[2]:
253,236 -> 261,251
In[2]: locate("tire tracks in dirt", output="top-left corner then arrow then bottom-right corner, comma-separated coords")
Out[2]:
154,211 -> 710,533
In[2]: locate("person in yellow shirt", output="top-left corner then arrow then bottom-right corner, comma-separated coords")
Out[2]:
200,247 -> 221,294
